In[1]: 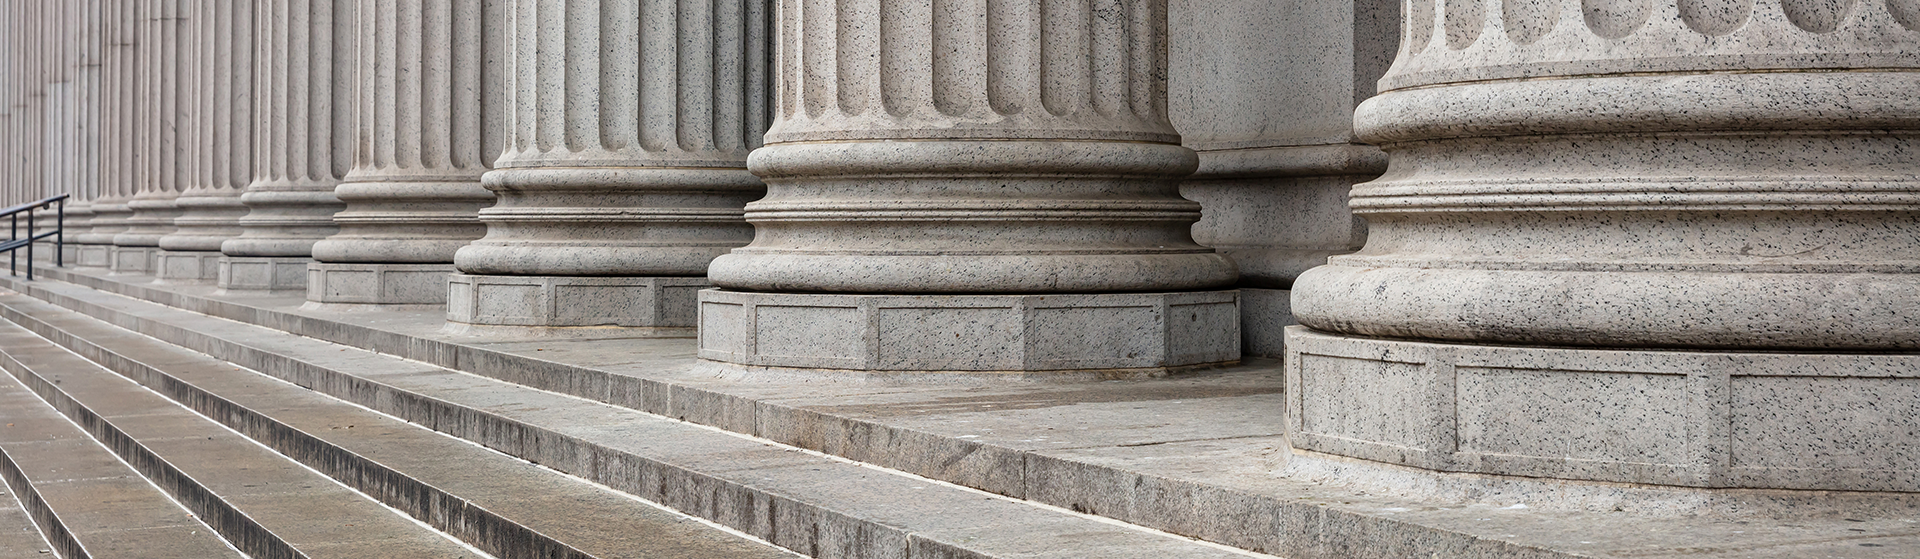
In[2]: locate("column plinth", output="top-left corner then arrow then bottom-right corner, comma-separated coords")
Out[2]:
305,0 -> 502,306
1286,0 -> 1920,491
699,0 -> 1240,375
447,0 -> 767,329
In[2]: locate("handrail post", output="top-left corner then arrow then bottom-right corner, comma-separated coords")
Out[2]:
25,205 -> 34,280
56,198 -> 65,267
9,212 -> 16,277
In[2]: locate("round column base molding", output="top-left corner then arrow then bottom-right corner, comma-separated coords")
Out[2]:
445,274 -> 708,329
306,262 -> 456,306
1284,326 -> 1920,492
218,256 -> 312,292
154,250 -> 223,283
697,289 -> 1241,375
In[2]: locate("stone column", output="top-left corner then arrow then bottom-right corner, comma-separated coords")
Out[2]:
1169,0 -> 1395,357
1286,0 -> 1920,491
219,0 -> 355,291
445,0 -> 768,330
157,0 -> 251,281
699,0 -> 1240,375
113,0 -> 189,274
79,0 -> 138,267
306,0 -> 502,307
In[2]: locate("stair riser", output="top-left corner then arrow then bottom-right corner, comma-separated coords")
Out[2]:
0,449 -> 84,559
0,348 -> 307,559
0,299 -> 1006,559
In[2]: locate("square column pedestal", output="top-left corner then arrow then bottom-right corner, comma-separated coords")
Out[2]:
76,244 -> 113,268
109,246 -> 158,274
447,274 -> 707,328
155,251 -> 223,281
218,257 -> 311,291
698,290 -> 1241,376
307,262 -> 454,305
1284,326 -> 1920,492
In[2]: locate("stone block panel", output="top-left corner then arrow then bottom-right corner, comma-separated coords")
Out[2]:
218,257 -> 311,291
154,250 -> 222,282
109,246 -> 156,274
76,245 -> 112,268
1286,326 -> 1920,491
698,290 -> 1240,373
307,263 -> 454,305
445,274 -> 709,328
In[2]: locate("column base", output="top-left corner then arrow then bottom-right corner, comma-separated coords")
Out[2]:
306,262 -> 453,305
218,256 -> 311,291
1239,287 -> 1295,358
446,274 -> 706,328
698,289 -> 1239,374
76,244 -> 113,268
109,246 -> 157,274
1284,326 -> 1920,492
154,250 -> 223,282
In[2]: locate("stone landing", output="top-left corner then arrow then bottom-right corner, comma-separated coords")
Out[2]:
698,290 -> 1240,374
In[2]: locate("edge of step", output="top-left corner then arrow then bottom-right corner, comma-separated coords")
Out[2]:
0,287 -> 1287,559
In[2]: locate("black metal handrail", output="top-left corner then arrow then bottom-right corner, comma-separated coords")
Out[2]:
2,194 -> 68,280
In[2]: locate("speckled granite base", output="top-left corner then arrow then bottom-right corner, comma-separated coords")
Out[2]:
154,250 -> 222,282
75,244 -> 112,268
307,262 -> 453,305
1239,288 -> 1294,358
218,256 -> 311,291
446,274 -> 707,328
1286,326 -> 1920,492
699,289 -> 1240,373
109,246 -> 155,274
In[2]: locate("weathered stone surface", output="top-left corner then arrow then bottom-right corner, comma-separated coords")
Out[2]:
699,289 -> 1240,374
217,256 -> 309,291
448,273 -> 707,328
220,0 -> 357,273
1287,0 -> 1920,488
306,262 -> 452,305
305,0 -> 504,304
158,0 -> 253,260
1170,0 -> 1391,357
448,0 -> 769,328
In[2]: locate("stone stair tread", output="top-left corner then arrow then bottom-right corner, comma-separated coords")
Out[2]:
0,285 -> 1269,558
0,319 -> 483,558
0,353 -> 240,559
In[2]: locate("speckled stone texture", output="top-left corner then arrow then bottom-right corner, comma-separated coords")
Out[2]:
217,256 -> 308,291
1287,0 -> 1920,489
699,289 -> 1239,373
307,262 -> 453,305
154,250 -> 222,283
1169,0 -> 1391,357
703,0 -> 1241,374
305,0 -> 503,305
219,0 -> 358,291
113,0 -> 189,253
449,274 -> 708,328
448,0 -> 768,327
156,0 -> 253,271
108,246 -> 155,274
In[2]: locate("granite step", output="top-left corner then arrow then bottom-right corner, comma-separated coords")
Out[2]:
0,286 -> 1271,559
0,318 -> 490,559
0,336 -> 242,559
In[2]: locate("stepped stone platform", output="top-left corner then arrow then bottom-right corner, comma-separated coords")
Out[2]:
2,264 -> 1918,558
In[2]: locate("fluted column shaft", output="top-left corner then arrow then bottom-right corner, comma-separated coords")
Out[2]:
222,0 -> 355,259
81,0 -> 139,249
708,0 -> 1234,294
158,0 -> 251,265
1283,0 -> 1920,491
116,0 -> 189,250
453,0 -> 768,278
308,0 -> 502,266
